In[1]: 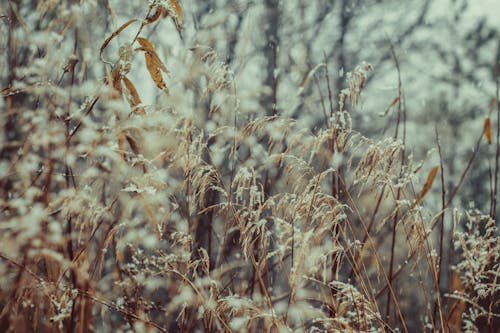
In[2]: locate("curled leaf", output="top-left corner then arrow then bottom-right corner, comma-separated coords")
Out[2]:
100,19 -> 138,62
170,0 -> 183,29
162,0 -> 183,31
143,5 -> 162,26
136,38 -> 168,72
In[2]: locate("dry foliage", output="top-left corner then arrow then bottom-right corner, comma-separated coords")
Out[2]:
0,1 -> 499,333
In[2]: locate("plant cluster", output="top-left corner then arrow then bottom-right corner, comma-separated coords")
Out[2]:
1,1 -> 498,332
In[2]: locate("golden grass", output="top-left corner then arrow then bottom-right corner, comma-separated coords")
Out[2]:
0,1 -> 498,332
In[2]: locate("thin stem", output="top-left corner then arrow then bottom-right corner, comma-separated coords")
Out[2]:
491,79 -> 500,218
433,127 -> 447,328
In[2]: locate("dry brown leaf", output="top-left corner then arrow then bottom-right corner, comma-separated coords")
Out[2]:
136,38 -> 168,90
108,64 -> 123,99
122,76 -> 145,114
136,37 -> 168,72
141,197 -> 162,240
125,134 -> 141,155
119,130 -> 148,172
484,116 -> 492,144
118,132 -> 127,160
411,166 -> 439,208
100,19 -> 138,61
116,247 -> 125,263
169,0 -> 183,31
446,272 -> 465,332
145,52 -> 167,90
382,96 -> 400,116
161,0 -> 183,31
136,37 -> 156,53
143,5 -> 162,26
490,97 -> 497,114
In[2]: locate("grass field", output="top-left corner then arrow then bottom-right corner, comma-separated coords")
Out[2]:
1,1 -> 499,332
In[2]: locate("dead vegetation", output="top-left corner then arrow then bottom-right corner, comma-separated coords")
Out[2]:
1,1 -> 499,332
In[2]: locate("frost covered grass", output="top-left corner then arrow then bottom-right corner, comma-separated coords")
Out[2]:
1,1 -> 499,332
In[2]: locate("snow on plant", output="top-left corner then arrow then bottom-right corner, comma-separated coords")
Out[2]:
450,211 -> 500,331
1,1 -> 499,332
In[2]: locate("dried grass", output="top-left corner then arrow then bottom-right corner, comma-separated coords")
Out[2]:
0,1 -> 498,332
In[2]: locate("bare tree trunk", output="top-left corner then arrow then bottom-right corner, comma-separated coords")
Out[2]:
261,0 -> 280,116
